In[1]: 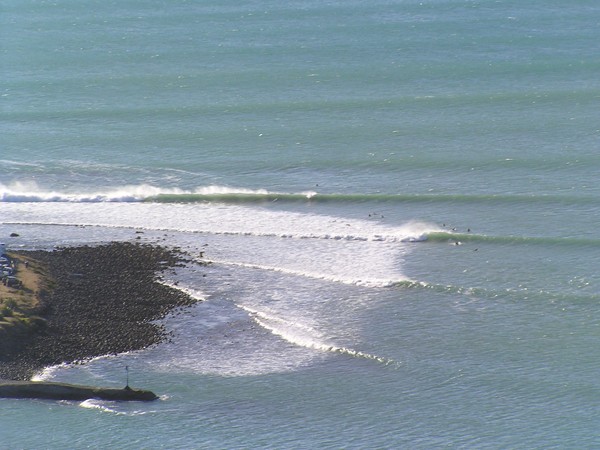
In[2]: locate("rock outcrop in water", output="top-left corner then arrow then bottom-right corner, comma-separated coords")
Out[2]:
0,380 -> 158,401
0,242 -> 197,381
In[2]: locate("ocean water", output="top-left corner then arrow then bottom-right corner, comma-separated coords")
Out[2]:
2,0 -> 600,448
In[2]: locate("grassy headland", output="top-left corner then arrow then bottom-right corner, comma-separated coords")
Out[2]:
0,253 -> 52,335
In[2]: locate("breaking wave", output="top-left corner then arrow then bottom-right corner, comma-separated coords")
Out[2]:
3,182 -> 598,206
208,259 -> 411,288
0,182 -> 316,203
239,306 -> 397,366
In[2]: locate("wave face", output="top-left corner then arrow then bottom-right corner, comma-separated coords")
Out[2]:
4,182 -> 600,206
0,182 -> 190,203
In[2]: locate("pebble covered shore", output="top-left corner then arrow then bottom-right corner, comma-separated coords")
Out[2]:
0,242 -> 197,381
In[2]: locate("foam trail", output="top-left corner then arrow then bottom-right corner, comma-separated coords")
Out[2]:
159,280 -> 207,302
0,182 -> 316,203
207,258 -> 411,288
30,352 -> 139,382
1,202 -> 437,295
0,198 -> 440,244
79,399 -> 122,414
31,363 -> 71,382
79,399 -> 154,416
239,306 -> 396,366
0,182 -> 189,203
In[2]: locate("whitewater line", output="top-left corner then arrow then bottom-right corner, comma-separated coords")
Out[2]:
239,305 -> 397,366
204,258 -> 411,288
0,219 -> 431,244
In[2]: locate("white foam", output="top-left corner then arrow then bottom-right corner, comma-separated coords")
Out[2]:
79,399 -> 152,415
209,258 -> 410,287
79,399 -> 121,414
0,182 -> 314,203
239,305 -> 396,366
31,363 -> 72,381
0,182 -> 187,202
0,200 -> 438,243
159,280 -> 207,302
2,199 -> 425,378
1,201 -> 439,291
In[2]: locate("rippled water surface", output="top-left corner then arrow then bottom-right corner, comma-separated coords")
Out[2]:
2,0 -> 600,448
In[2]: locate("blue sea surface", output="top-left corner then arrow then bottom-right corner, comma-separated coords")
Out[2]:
2,1 -> 600,448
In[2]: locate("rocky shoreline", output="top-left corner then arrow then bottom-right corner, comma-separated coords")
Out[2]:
0,242 -> 197,381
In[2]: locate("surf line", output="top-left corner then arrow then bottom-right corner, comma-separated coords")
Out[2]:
239,305 -> 398,367
201,258 -> 411,288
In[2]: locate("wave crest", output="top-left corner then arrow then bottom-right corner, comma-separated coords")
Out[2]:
0,182 -> 318,203
239,306 -> 397,366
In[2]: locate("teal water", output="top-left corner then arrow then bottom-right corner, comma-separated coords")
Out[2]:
2,1 -> 600,448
